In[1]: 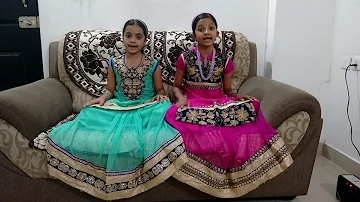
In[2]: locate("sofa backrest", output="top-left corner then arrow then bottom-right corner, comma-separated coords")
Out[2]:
50,30 -> 257,113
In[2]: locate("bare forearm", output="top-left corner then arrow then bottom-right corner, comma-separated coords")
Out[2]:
105,68 -> 116,101
173,86 -> 185,100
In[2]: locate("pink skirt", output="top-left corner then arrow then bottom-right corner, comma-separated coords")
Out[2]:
165,88 -> 294,198
165,96 -> 277,169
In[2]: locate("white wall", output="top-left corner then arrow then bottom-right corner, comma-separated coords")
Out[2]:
272,0 -> 360,162
38,0 -> 269,77
264,0 -> 277,79
321,0 -> 360,163
271,0 -> 336,97
271,0 -> 337,145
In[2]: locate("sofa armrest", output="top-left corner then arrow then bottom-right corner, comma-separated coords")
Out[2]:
239,76 -> 321,127
238,76 -> 322,157
0,78 -> 73,140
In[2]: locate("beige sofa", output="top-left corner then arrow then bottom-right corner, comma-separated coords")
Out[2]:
0,30 -> 322,201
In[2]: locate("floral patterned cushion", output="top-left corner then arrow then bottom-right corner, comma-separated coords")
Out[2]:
57,30 -> 250,113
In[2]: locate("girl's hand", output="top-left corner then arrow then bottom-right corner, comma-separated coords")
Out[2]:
176,97 -> 189,107
84,97 -> 106,107
152,94 -> 168,102
235,94 -> 258,102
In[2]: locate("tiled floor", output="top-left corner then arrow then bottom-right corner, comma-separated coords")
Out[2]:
244,155 -> 346,202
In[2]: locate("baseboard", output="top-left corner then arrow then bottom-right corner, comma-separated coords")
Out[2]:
322,143 -> 360,177
317,142 -> 324,155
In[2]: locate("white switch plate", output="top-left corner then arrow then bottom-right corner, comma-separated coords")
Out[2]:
352,56 -> 360,67
341,56 -> 360,71
341,56 -> 352,69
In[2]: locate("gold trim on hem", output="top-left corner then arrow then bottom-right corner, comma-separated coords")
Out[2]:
48,154 -> 188,201
46,136 -> 188,200
172,138 -> 294,198
46,135 -> 185,183
185,80 -> 222,87
177,100 -> 252,112
89,98 -> 170,111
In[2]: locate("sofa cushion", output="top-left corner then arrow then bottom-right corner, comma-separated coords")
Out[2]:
29,114 -> 78,150
58,30 -> 250,113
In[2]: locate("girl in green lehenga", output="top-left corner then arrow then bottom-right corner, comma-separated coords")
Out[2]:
45,19 -> 188,201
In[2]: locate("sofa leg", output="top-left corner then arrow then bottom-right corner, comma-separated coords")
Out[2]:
281,196 -> 297,201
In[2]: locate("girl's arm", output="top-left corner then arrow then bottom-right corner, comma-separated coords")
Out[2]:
173,54 -> 186,101
223,73 -> 236,97
223,58 -> 236,97
223,58 -> 258,101
104,66 -> 116,100
173,68 -> 185,100
153,64 -> 166,95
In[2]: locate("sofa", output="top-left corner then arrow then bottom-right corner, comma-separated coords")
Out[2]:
0,30 -> 322,201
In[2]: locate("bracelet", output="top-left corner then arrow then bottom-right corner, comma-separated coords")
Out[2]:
174,91 -> 184,97
157,90 -> 166,96
228,91 -> 237,97
103,89 -> 113,100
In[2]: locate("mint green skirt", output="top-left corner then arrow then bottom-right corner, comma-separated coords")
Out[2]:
45,99 -> 187,200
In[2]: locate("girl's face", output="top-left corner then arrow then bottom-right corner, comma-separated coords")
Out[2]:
194,17 -> 218,47
123,25 -> 146,54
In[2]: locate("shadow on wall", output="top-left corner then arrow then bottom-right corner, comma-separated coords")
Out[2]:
264,61 -> 272,79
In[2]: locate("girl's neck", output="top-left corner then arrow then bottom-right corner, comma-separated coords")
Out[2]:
124,52 -> 143,67
197,45 -> 214,58
125,51 -> 142,60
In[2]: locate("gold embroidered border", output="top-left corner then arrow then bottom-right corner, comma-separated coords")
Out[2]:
175,99 -> 256,127
172,137 -> 293,198
177,99 -> 252,111
90,98 -> 169,111
184,80 -> 222,90
185,134 -> 282,174
46,135 -> 188,200
46,135 -> 185,183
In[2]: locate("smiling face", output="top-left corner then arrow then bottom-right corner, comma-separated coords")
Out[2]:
194,17 -> 218,47
123,25 -> 146,54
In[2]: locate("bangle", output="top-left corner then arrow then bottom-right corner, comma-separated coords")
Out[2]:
173,92 -> 181,98
103,89 -> 113,100
228,91 -> 237,97
157,90 -> 166,95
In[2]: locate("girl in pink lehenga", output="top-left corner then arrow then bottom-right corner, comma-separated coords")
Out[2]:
165,13 -> 294,198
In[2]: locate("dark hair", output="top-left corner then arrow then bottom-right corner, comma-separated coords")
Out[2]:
191,13 -> 218,34
122,19 -> 148,39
